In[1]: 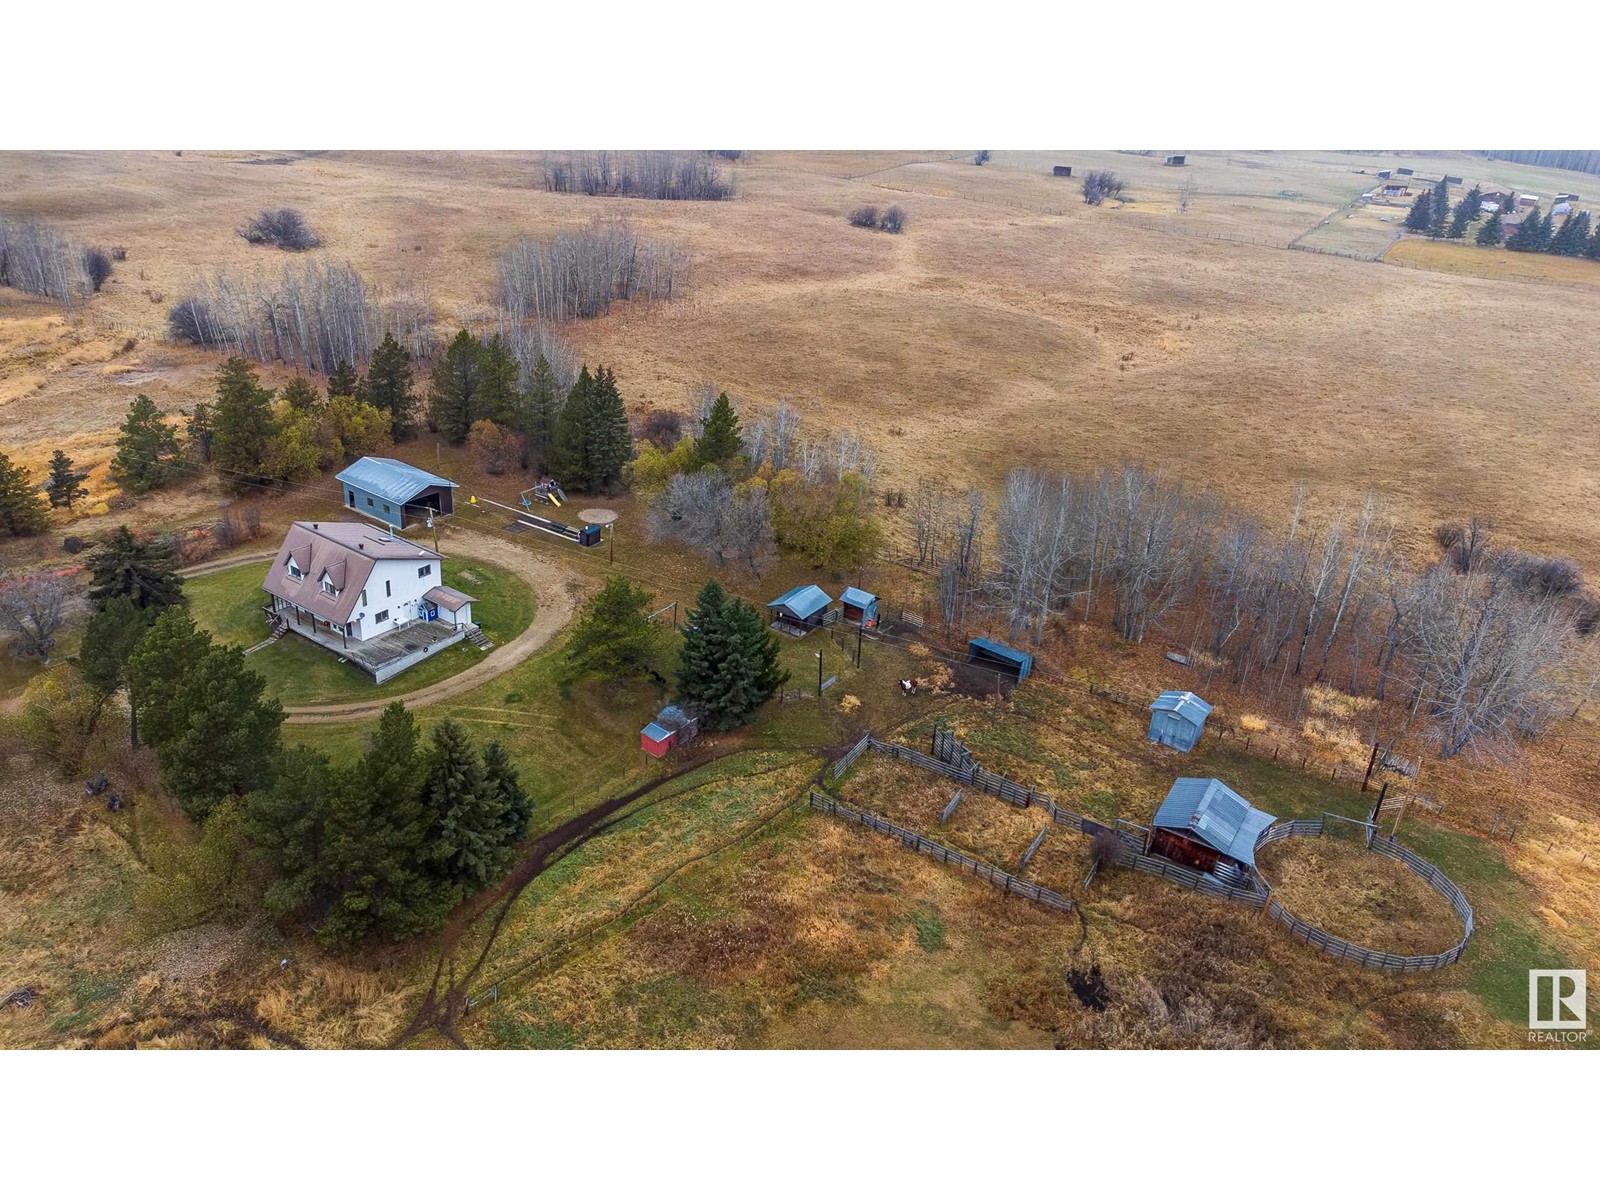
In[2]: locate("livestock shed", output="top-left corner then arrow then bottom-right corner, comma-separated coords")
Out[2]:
1376,169 -> 1392,180
1150,778 -> 1275,877
1444,174 -> 1464,185
967,637 -> 1033,681
1148,690 -> 1214,752
1396,166 -> 1414,175
1053,165 -> 1073,177
767,584 -> 833,635
337,457 -> 458,528
839,586 -> 879,626
1164,154 -> 1186,166
640,704 -> 699,758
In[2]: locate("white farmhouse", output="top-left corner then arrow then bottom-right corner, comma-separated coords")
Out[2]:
261,521 -> 481,682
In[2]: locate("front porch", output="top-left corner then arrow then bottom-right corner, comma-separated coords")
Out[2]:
264,601 -> 475,683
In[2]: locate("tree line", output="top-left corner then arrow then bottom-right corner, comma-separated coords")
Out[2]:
539,151 -> 734,200
917,463 -> 1594,760
495,217 -> 689,325
0,215 -> 114,305
1403,178 -> 1600,257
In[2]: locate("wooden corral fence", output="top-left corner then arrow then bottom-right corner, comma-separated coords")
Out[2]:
807,791 -> 1076,914
831,728 -> 1474,973
830,732 -> 873,782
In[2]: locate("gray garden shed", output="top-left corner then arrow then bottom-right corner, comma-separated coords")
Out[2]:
1148,690 -> 1213,752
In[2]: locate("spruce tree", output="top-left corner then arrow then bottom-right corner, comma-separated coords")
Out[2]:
476,335 -> 522,429
1587,221 -> 1600,259
693,391 -> 743,473
428,330 -> 484,444
279,376 -> 322,413
481,741 -> 532,848
1536,208 -> 1556,252
1506,206 -> 1542,251
1402,191 -> 1432,233
154,644 -> 283,819
326,359 -> 361,399
585,365 -> 632,490
44,449 -> 89,509
110,394 -> 185,493
521,353 -> 559,470
361,333 -> 415,441
186,403 -> 215,464
563,576 -> 666,684
1426,178 -> 1450,238
123,607 -> 213,751
211,357 -> 278,491
1551,210 -> 1589,256
553,364 -> 595,486
1476,209 -> 1505,246
0,450 -> 51,537
85,525 -> 185,611
676,579 -> 788,731
421,718 -> 513,890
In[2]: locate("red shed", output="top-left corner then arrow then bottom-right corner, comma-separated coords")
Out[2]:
640,720 -> 677,758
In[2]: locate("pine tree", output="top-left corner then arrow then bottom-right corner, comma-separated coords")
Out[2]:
1566,211 -> 1593,256
279,376 -> 322,412
420,719 -> 514,890
79,595 -> 153,744
153,643 -> 283,819
676,579 -> 788,731
693,391 -> 743,473
520,353 -> 559,470
563,576 -> 667,683
1536,208 -> 1556,252
1402,191 -> 1432,233
186,403 -> 215,464
1506,205 -> 1542,251
110,394 -> 185,493
428,330 -> 484,444
476,335 -> 522,429
123,607 -> 213,751
1550,210 -> 1589,256
1476,209 -> 1505,246
85,525 -> 185,611
552,364 -> 595,486
1587,221 -> 1600,259
326,359 -> 361,399
1426,178 -> 1450,238
361,333 -> 414,441
585,365 -> 632,490
210,357 -> 278,491
43,449 -> 89,509
481,741 -> 532,848
0,451 -> 50,537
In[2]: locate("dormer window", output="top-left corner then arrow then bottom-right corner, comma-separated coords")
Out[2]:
322,578 -> 337,597
286,557 -> 304,580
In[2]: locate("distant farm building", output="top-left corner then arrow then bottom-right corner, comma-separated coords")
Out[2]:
1052,165 -> 1073,177
966,637 -> 1033,681
1376,169 -> 1392,180
1479,190 -> 1512,209
1396,166 -> 1414,176
1148,690 -> 1214,752
1517,194 -> 1539,208
1150,778 -> 1275,879
1164,154 -> 1186,167
1552,202 -> 1574,217
1556,192 -> 1580,203
1381,183 -> 1410,197
1444,174 -> 1464,185
337,457 -> 458,528
839,586 -> 879,627
640,705 -> 699,758
767,584 -> 833,635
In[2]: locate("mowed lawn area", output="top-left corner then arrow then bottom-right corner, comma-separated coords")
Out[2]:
184,557 -> 536,707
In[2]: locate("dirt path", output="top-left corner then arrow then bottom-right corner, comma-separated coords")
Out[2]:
180,531 -> 590,724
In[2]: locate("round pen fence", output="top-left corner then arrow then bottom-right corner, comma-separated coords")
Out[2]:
820,727 -> 1475,975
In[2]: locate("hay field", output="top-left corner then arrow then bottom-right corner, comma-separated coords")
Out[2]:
6,149 -> 1600,565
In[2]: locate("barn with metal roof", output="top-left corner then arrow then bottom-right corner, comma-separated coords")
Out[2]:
839,586 -> 879,626
966,637 -> 1033,681
336,457 -> 458,527
1150,778 -> 1275,873
1148,690 -> 1214,752
767,584 -> 833,634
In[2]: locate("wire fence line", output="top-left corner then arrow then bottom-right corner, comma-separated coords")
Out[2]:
824,727 -> 1474,973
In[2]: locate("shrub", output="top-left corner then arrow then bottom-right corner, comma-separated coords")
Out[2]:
849,205 -> 880,229
238,208 -> 321,251
110,245 -> 128,262
167,297 -> 216,345
63,535 -> 86,554
636,409 -> 685,450
879,206 -> 906,234
1081,169 -> 1125,206
83,246 -> 114,292
974,150 -> 991,166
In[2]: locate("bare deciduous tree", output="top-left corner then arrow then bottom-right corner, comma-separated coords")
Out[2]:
0,571 -> 71,662
1081,170 -> 1125,206
238,208 -> 322,251
496,218 -> 688,324
540,151 -> 734,200
0,216 -> 89,305
647,472 -> 774,576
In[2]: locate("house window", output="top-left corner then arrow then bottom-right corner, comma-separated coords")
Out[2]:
347,491 -> 355,506
360,589 -> 368,607
374,609 -> 390,624
366,497 -> 374,507
383,503 -> 391,514
287,560 -> 303,580
385,580 -> 392,597
322,578 -> 337,597
418,564 -> 433,578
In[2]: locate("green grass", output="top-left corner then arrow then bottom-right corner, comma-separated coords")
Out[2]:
185,557 -> 535,708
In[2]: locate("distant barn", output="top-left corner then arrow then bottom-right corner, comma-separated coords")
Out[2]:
967,637 -> 1033,681
1052,165 -> 1073,177
1148,690 -> 1213,752
1376,169 -> 1392,180
1396,166 -> 1414,176
1164,154 -> 1186,167
1444,174 -> 1464,185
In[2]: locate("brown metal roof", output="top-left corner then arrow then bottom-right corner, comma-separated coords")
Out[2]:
262,522 -> 442,626
424,585 -> 476,613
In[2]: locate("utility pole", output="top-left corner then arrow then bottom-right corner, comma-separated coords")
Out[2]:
816,651 -> 824,697
855,619 -> 864,668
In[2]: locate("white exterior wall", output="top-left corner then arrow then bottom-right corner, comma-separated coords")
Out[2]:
346,557 -> 441,642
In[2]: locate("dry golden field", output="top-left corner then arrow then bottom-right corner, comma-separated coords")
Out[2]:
5,148 -> 1600,566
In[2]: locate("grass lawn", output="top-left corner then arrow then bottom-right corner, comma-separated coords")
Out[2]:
185,557 -> 536,708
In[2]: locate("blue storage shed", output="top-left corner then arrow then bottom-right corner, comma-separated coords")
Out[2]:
967,637 -> 1033,681
839,586 -> 879,626
336,457 -> 458,528
1148,690 -> 1213,752
767,584 -> 833,634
